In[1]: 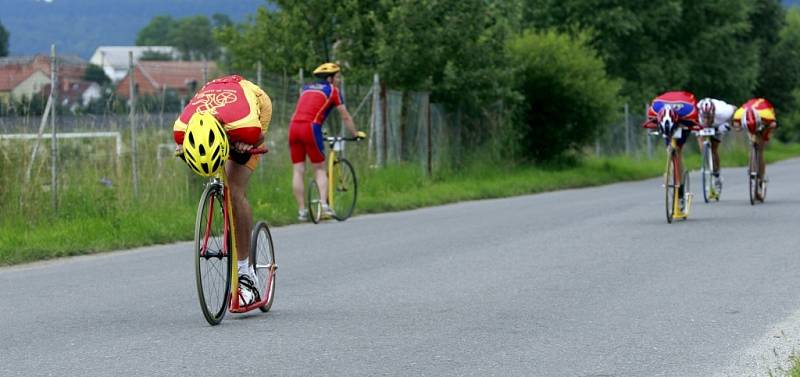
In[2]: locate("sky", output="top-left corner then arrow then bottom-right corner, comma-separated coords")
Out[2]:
0,0 -> 267,58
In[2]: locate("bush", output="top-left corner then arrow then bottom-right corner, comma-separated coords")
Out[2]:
508,30 -> 622,161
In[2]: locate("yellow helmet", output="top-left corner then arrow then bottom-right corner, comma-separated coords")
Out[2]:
313,62 -> 340,77
182,112 -> 229,177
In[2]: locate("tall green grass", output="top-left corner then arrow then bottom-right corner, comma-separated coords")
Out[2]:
2,128 -> 800,265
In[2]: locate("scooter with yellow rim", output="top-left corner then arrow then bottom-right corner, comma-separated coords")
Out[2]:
652,130 -> 693,224
307,133 -> 365,223
187,147 -> 277,325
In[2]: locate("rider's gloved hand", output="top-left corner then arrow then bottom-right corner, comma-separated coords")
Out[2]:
355,131 -> 367,140
175,144 -> 185,160
234,142 -> 254,153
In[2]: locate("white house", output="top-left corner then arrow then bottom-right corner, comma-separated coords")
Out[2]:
89,46 -> 179,83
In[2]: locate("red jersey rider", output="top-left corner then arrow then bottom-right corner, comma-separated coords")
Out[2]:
732,98 -> 778,200
288,63 -> 363,221
174,75 -> 272,306
642,91 -> 700,215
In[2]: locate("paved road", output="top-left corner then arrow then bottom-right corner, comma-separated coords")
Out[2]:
3,159 -> 800,377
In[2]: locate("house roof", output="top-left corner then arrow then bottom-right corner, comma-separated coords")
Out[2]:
0,55 -> 87,67
136,61 -> 217,90
0,55 -> 89,92
0,65 -> 42,91
89,46 -> 178,69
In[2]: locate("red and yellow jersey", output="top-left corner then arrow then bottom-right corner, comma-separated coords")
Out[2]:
173,75 -> 272,146
733,98 -> 776,124
290,81 -> 343,126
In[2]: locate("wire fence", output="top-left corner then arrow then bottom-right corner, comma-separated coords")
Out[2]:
6,59 -> 740,222
598,103 -> 756,159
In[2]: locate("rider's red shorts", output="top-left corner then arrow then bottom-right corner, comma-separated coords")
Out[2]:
288,122 -> 325,164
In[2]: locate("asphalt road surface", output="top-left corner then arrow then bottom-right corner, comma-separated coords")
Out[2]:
3,159 -> 800,377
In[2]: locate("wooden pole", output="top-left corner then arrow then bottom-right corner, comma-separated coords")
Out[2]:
129,51 -> 139,199
50,44 -> 58,212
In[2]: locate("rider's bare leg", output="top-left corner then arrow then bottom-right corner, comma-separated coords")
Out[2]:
757,134 -> 767,180
292,162 -> 306,211
313,161 -> 328,206
711,138 -> 721,175
226,160 -> 254,267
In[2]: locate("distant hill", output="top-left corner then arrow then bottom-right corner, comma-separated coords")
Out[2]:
0,0 -> 267,58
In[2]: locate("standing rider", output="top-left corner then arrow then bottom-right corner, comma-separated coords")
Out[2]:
732,98 -> 778,201
288,63 -> 363,221
642,91 -> 700,216
174,75 -> 272,306
696,97 -> 737,193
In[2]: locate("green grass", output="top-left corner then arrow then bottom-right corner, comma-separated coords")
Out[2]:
2,133 -> 800,266
770,355 -> 800,377
782,356 -> 800,377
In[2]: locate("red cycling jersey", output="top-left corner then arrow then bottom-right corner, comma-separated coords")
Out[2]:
288,80 -> 344,163
290,81 -> 343,125
173,75 -> 271,146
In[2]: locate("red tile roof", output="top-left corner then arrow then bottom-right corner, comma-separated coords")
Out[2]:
0,55 -> 88,92
0,65 -> 40,91
117,61 -> 218,97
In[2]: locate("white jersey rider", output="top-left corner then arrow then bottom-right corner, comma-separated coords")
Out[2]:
697,98 -> 736,183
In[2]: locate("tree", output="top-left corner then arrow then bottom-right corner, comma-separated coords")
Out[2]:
373,0 -> 518,109
137,15 -> 225,60
509,30 -> 621,161
753,0 -> 791,106
215,7 -> 316,74
211,13 -> 234,29
766,9 -> 800,141
521,0 -> 689,105
521,0 -> 763,105
0,19 -> 8,57
684,0 -> 760,103
83,64 -> 110,85
140,50 -> 173,61
171,16 -> 219,60
136,15 -> 175,46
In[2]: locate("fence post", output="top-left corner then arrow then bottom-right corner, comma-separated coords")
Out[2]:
646,103 -> 653,159
339,73 -> 346,136
369,73 -> 380,166
425,92 -> 432,177
50,44 -> 58,212
298,68 -> 304,95
202,56 -> 208,85
129,51 -> 139,199
624,102 -> 630,155
281,68 -> 288,129
256,61 -> 262,88
380,80 -> 388,166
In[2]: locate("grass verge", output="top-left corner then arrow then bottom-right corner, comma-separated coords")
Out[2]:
2,142 -> 800,266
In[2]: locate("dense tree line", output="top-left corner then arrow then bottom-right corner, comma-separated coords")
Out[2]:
140,0 -> 800,159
